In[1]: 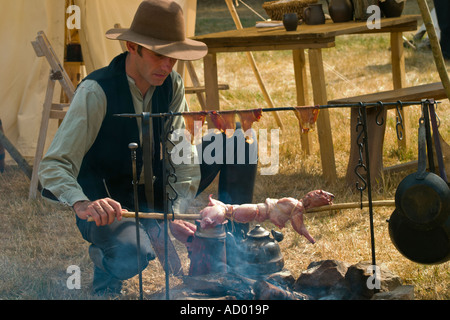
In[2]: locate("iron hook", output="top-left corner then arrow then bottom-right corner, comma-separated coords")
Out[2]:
395,100 -> 404,141
375,101 -> 385,126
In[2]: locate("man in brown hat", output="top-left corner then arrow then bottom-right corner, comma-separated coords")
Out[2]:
39,0 -> 257,296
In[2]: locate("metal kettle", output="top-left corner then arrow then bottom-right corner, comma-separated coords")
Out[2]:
227,224 -> 284,275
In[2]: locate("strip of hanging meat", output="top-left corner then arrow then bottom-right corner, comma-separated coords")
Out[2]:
209,110 -> 236,138
294,106 -> 320,134
182,111 -> 207,145
199,190 -> 334,244
237,108 -> 263,143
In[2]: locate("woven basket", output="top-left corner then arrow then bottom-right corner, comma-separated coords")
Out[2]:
263,0 -> 318,21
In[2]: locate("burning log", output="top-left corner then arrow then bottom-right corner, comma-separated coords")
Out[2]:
253,280 -> 309,300
182,272 -> 256,300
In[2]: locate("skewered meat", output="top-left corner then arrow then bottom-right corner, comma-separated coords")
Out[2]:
182,111 -> 207,145
210,111 -> 236,138
237,109 -> 262,143
198,196 -> 229,228
302,190 -> 335,210
294,106 -> 320,133
199,190 -> 334,243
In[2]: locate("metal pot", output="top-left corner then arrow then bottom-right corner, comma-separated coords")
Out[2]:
389,116 -> 450,264
388,209 -> 450,264
228,224 -> 284,275
188,221 -> 227,276
394,117 -> 450,230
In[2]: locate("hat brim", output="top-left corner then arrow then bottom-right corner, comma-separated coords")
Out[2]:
106,28 -> 208,61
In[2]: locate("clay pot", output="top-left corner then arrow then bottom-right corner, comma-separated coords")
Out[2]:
328,0 -> 354,23
353,0 -> 380,21
379,0 -> 405,17
283,12 -> 299,31
303,3 -> 326,25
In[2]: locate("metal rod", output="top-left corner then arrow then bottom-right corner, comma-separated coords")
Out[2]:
161,115 -> 170,301
113,101 -> 429,119
87,212 -> 200,221
129,142 -> 143,300
360,105 -> 378,293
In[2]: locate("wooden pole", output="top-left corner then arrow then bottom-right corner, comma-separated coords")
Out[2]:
417,0 -> 450,100
224,0 -> 284,129
0,119 -> 5,173
0,129 -> 33,179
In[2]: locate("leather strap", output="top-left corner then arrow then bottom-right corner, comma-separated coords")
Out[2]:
429,102 -> 448,183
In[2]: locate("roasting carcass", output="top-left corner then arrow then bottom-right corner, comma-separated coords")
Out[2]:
199,190 -> 334,244
210,111 -> 236,138
294,106 -> 320,134
182,111 -> 207,145
302,189 -> 335,209
237,109 -> 262,143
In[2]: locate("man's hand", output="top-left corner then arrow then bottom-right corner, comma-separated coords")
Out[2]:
169,219 -> 196,245
73,198 -> 123,226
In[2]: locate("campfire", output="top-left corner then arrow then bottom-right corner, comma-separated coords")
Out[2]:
149,260 -> 414,300
149,190 -> 414,300
150,221 -> 414,300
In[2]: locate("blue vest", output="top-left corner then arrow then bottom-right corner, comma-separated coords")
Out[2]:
77,52 -> 173,211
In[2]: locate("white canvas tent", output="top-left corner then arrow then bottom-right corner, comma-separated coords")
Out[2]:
0,0 -> 197,159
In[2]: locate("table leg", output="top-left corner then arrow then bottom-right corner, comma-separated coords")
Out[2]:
203,53 -> 221,130
308,48 -> 337,184
293,49 -> 311,155
391,31 -> 409,150
203,52 -> 220,112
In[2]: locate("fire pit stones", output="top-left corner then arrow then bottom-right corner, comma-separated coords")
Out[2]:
149,260 -> 413,300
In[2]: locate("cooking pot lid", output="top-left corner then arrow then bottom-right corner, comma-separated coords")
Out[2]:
247,224 -> 270,239
194,220 -> 227,238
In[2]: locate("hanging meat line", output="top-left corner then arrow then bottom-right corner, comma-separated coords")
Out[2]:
117,101 -> 425,146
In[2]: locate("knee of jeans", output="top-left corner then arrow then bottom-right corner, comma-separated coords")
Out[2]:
105,242 -> 155,280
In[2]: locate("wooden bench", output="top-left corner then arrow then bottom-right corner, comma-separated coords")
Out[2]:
185,84 -> 229,95
328,82 -> 447,185
329,82 -> 446,104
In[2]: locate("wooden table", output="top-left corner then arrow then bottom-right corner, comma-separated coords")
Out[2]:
193,16 -> 419,184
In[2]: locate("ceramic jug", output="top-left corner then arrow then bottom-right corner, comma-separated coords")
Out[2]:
303,3 -> 325,25
283,12 -> 299,31
379,0 -> 405,18
328,0 -> 353,23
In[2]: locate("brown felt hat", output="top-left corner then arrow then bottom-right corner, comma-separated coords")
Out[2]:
106,0 -> 207,61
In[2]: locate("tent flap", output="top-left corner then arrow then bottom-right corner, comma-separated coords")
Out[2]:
0,0 -> 197,158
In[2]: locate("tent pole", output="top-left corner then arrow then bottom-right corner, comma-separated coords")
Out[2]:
417,0 -> 450,100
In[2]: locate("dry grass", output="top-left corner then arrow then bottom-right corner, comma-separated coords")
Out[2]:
1,0 -> 449,300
